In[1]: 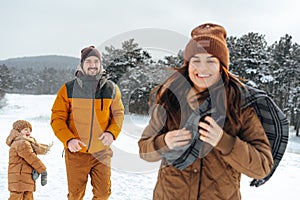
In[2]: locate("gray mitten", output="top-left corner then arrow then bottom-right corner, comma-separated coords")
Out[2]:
32,169 -> 40,181
41,171 -> 47,186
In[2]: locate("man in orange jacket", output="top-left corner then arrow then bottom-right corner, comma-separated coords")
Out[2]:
51,46 -> 124,200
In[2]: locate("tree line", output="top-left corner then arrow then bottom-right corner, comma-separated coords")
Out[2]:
0,33 -> 299,135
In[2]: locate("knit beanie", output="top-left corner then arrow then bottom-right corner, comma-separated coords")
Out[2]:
13,120 -> 32,132
184,23 -> 229,69
80,46 -> 101,64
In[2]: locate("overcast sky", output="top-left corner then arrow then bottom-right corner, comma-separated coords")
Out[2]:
1,0 -> 299,60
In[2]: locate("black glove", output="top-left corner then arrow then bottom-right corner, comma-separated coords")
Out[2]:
41,171 -> 47,186
32,169 -> 40,181
250,178 -> 266,187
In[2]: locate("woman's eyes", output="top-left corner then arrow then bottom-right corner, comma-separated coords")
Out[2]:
191,59 -> 216,63
207,60 -> 216,63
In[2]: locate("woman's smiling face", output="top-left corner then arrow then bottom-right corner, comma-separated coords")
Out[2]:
188,53 -> 221,92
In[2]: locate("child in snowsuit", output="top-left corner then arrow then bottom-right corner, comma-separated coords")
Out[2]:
6,120 -> 51,200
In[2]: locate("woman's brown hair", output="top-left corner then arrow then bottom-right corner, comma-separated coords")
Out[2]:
152,62 -> 244,131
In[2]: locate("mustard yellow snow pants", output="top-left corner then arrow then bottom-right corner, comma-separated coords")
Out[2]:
65,148 -> 112,200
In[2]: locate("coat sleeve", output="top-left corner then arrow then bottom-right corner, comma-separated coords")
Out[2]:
106,85 -> 124,139
215,107 -> 274,179
138,104 -> 171,162
50,85 -> 76,146
17,141 -> 47,174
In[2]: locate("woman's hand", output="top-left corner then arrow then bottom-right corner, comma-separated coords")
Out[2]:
164,128 -> 192,150
198,116 -> 223,147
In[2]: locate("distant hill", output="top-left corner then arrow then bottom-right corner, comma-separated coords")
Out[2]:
0,55 -> 80,69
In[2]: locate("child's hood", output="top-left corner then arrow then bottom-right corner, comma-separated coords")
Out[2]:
6,129 -> 22,147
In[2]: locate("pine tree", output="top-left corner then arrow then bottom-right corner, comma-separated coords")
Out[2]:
102,39 -> 156,114
227,36 -> 239,74
158,50 -> 184,68
0,64 -> 13,104
227,33 -> 270,89
102,38 -> 152,83
289,42 -> 300,131
0,64 -> 12,93
268,34 -> 294,110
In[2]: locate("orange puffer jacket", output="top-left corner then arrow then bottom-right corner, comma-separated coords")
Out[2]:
51,74 -> 124,153
6,129 -> 47,192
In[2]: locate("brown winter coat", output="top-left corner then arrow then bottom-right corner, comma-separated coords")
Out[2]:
139,89 -> 274,200
6,129 -> 47,192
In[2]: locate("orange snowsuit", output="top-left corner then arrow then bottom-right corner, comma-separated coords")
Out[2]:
6,129 -> 47,200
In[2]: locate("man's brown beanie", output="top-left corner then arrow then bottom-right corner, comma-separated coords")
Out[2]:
80,45 -> 101,64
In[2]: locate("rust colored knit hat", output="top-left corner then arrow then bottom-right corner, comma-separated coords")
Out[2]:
184,23 -> 229,69
13,120 -> 32,132
80,45 -> 101,64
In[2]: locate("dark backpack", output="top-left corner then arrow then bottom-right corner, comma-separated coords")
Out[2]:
242,86 -> 289,187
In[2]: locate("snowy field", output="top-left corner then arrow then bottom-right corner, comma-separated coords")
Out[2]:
0,93 -> 299,200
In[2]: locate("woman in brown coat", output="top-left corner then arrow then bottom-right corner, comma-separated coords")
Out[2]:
138,23 -> 274,200
6,120 -> 50,200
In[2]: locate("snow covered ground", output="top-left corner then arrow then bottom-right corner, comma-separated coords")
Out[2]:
0,93 -> 299,199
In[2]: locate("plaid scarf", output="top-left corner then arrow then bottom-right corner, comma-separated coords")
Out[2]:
162,85 -> 289,187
